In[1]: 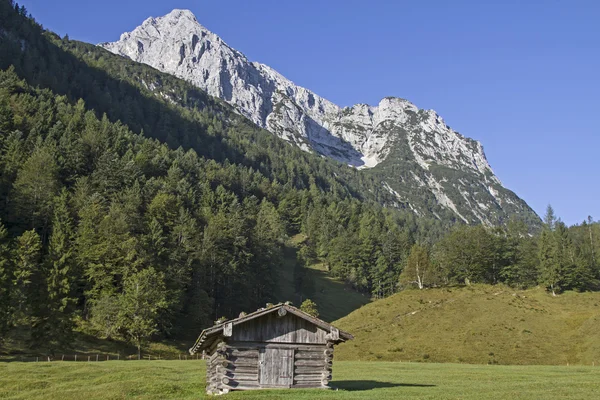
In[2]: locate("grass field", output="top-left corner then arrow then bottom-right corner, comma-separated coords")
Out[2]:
1,360 -> 599,399
335,284 -> 600,365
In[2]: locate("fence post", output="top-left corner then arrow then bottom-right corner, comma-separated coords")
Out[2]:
88,356 -> 90,362
62,355 -> 65,361
117,353 -> 120,361
75,354 -> 77,362
107,355 -> 109,361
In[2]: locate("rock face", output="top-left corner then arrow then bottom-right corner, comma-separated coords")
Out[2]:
100,9 -> 539,225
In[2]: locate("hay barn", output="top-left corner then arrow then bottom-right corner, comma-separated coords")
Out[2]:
189,303 -> 353,395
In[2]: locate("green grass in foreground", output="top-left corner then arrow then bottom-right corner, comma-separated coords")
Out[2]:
1,361 -> 599,399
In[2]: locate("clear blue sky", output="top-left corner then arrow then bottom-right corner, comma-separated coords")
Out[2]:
20,0 -> 600,225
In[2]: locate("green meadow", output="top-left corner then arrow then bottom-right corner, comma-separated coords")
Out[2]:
1,361 -> 599,399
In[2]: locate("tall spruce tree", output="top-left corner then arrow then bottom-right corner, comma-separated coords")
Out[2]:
539,206 -> 562,295
45,189 -> 76,349
12,230 -> 42,329
11,146 -> 60,232
0,220 -> 12,339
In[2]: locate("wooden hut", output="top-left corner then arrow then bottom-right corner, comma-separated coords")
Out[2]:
189,303 -> 353,395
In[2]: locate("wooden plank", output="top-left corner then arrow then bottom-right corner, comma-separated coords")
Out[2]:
219,370 -> 259,379
294,359 -> 330,367
230,373 -> 258,382
229,342 -> 325,351
292,382 -> 327,388
294,367 -> 325,375
294,374 -> 327,382
224,381 -> 261,389
222,366 -> 259,375
220,360 -> 258,373
223,322 -> 233,337
295,352 -> 325,359
227,349 -> 259,357
229,354 -> 259,361
220,383 -> 331,391
228,344 -> 259,350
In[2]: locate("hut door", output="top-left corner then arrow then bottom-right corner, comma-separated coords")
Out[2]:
259,348 -> 294,387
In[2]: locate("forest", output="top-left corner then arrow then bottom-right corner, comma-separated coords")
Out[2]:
0,0 -> 599,355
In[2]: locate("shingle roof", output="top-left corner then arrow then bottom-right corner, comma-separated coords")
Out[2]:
189,303 -> 353,354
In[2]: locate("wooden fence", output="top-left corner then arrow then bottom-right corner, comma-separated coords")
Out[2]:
11,353 -> 206,362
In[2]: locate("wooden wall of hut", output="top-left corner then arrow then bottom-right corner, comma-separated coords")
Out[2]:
207,341 -> 335,394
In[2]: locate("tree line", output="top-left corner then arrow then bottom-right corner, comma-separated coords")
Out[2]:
294,200 -> 599,297
397,207 -> 598,294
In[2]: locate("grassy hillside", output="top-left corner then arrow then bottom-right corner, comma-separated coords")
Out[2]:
2,361 -> 599,399
334,284 -> 600,365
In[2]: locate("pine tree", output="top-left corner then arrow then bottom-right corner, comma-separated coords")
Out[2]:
12,145 -> 60,231
544,204 -> 557,231
89,294 -> 121,339
12,229 -> 42,326
45,189 -> 76,349
255,199 -> 284,243
0,220 -> 13,339
538,229 -> 561,296
500,218 -> 538,288
119,268 -> 167,358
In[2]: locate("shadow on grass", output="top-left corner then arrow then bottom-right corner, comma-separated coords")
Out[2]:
332,380 -> 436,391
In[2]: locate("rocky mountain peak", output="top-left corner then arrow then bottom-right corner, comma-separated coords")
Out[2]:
99,9 -> 538,226
167,9 -> 197,20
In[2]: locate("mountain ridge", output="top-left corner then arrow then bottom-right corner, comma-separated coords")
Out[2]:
100,9 -> 539,226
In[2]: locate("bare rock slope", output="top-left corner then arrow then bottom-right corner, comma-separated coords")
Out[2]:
101,9 -> 538,225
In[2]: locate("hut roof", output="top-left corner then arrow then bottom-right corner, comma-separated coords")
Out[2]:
189,303 -> 353,354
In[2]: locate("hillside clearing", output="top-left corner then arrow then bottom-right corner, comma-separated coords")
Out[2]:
1,361 -> 599,399
274,235 -> 370,322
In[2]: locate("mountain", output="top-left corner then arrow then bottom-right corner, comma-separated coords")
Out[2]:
100,9 -> 539,226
